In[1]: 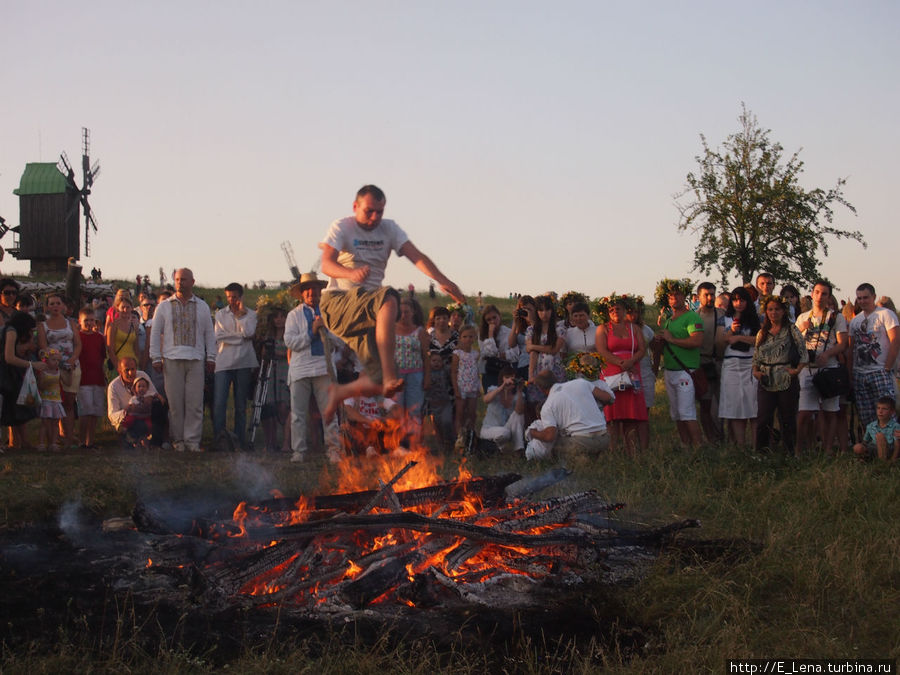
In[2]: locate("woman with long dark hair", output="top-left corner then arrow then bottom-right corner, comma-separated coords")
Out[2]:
2,311 -> 46,448
526,295 -> 565,383
717,287 -> 761,445
752,295 -> 808,453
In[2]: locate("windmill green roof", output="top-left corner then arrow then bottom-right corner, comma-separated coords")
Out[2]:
13,163 -> 68,196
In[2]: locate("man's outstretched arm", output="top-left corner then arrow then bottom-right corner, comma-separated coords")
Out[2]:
399,241 -> 465,304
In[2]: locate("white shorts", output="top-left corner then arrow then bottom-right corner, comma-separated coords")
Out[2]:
664,369 -> 697,421
77,385 -> 106,417
798,369 -> 840,413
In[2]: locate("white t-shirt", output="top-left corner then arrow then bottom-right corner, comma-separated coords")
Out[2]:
796,309 -> 847,369
321,217 -> 410,292
540,378 -> 612,435
849,306 -> 899,372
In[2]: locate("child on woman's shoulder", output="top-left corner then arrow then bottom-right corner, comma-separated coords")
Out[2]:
854,396 -> 900,462
78,306 -> 106,448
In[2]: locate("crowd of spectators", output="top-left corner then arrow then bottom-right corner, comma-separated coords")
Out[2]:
1,270 -> 898,464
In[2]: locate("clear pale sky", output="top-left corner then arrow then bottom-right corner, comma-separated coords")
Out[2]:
2,1 -> 897,303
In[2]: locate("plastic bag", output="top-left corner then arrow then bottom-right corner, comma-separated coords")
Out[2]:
16,364 -> 42,409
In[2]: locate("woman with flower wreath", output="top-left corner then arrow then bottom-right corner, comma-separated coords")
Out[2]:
594,294 -> 648,452
558,291 -> 589,331
626,298 -> 655,448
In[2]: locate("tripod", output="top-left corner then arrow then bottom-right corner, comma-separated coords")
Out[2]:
247,339 -> 275,450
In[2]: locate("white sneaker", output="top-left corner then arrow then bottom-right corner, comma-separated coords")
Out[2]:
173,442 -> 185,453
290,452 -> 305,463
187,443 -> 203,453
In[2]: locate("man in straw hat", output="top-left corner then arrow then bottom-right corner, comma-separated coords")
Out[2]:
284,272 -> 341,462
318,185 -> 465,420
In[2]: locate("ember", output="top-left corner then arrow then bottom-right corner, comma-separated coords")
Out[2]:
135,460 -> 700,614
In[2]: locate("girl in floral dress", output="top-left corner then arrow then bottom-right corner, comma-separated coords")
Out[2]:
451,325 -> 480,448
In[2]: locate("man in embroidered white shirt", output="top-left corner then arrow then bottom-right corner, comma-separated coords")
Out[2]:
149,268 -> 216,452
213,282 -> 258,451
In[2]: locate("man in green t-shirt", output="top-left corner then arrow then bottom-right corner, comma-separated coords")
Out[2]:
659,285 -> 704,447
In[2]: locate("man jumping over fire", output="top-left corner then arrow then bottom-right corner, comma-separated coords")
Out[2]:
319,185 -> 465,421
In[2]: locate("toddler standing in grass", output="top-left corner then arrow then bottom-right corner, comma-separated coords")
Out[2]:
36,348 -> 65,451
853,396 -> 900,462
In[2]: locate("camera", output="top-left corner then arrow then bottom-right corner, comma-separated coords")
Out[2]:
516,309 -> 528,319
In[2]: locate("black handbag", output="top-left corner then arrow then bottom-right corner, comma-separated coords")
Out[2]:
812,365 -> 850,399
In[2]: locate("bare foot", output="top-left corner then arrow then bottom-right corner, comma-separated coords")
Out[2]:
382,378 -> 405,398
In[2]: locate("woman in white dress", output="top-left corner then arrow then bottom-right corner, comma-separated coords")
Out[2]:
716,287 -> 760,446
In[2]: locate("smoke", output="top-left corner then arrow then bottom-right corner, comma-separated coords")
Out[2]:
58,498 -> 90,545
231,455 -> 276,502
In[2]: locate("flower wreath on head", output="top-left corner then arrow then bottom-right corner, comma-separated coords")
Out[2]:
592,292 -> 637,325
758,293 -> 788,310
557,291 -> 588,319
564,351 -> 606,381
254,291 -> 293,340
446,301 -> 474,324
654,278 -> 694,310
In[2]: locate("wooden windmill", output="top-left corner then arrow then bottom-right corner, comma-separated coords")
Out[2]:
10,128 -> 100,276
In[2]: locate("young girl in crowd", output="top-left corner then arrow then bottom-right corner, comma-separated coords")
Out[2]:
36,348 -> 66,451
451,324 -> 480,448
123,375 -> 155,448
717,287 -> 761,445
393,297 -> 429,434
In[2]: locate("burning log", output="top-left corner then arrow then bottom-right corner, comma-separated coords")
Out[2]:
129,469 -> 701,615
359,461 -> 418,514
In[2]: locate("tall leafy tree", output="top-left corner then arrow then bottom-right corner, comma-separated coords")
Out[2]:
676,105 -> 864,287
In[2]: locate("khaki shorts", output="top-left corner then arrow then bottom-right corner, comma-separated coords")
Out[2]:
320,287 -> 400,384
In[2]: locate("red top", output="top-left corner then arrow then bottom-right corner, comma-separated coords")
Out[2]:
79,330 -> 107,386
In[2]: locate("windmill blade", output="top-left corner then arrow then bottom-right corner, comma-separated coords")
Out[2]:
58,152 -> 75,184
88,160 -> 100,185
80,195 -> 98,231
